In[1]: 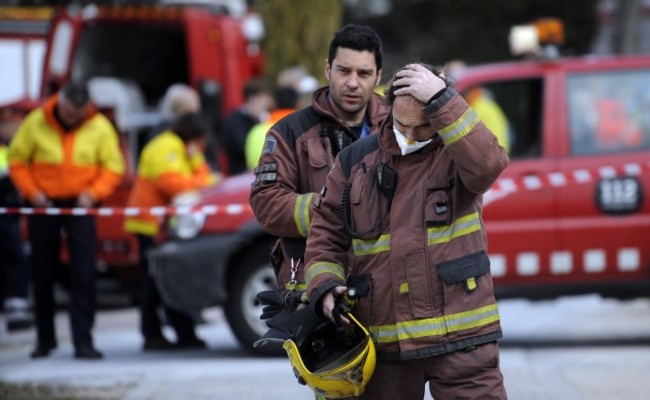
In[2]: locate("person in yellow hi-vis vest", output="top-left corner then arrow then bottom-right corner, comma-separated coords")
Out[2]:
124,112 -> 218,351
447,60 -> 511,153
9,81 -> 125,360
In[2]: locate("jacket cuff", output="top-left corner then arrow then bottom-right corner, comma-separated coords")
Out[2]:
424,87 -> 457,114
309,280 -> 344,318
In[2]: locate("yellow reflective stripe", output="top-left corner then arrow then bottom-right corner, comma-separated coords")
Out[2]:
369,303 -> 500,343
427,212 -> 481,245
466,277 -> 477,291
352,233 -> 391,256
124,218 -> 159,236
0,146 -> 8,172
305,262 -> 346,286
294,193 -> 313,237
284,282 -> 307,291
399,282 -> 409,294
438,108 -> 480,145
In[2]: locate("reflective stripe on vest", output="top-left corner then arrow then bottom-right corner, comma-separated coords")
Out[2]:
438,108 -> 480,145
369,303 -> 500,343
350,212 -> 482,256
294,192 -> 314,237
305,262 -> 346,286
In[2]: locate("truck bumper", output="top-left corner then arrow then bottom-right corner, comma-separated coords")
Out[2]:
148,234 -> 238,312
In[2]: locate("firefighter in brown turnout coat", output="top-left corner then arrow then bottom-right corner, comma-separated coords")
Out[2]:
305,63 -> 510,399
249,24 -> 389,290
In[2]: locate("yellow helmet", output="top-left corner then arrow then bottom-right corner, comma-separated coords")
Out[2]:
283,312 -> 376,399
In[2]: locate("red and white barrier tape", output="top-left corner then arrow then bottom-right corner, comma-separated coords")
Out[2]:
485,161 -> 650,206
0,204 -> 252,217
1,162 -> 648,215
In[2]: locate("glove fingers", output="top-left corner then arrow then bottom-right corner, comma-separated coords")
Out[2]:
256,290 -> 283,305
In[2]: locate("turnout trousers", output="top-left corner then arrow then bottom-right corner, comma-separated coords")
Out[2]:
358,341 -> 507,400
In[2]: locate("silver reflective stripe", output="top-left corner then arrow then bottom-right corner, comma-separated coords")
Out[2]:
427,212 -> 481,245
438,108 -> 480,145
352,234 -> 391,256
294,193 -> 314,237
370,303 -> 500,343
305,262 -> 346,285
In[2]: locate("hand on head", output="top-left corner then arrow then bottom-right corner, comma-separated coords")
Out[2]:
392,64 -> 447,104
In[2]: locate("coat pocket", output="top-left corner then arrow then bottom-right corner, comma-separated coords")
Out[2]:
425,181 -> 452,226
435,251 -> 493,313
347,165 -> 390,239
306,137 -> 328,168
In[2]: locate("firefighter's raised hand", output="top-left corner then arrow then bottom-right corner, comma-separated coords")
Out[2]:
393,63 -> 447,104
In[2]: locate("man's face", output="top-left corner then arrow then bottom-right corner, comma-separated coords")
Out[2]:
392,95 -> 433,142
325,47 -> 381,124
57,98 -> 88,127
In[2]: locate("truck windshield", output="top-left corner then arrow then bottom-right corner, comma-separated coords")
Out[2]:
70,23 -> 189,106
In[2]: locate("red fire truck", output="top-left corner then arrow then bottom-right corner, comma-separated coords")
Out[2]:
1,3 -> 265,298
148,22 -> 650,354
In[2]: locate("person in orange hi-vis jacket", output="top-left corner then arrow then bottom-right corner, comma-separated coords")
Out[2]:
8,81 -> 125,360
124,112 -> 219,352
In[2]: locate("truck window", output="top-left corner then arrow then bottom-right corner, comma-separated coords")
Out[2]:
70,23 -> 189,106
567,70 -> 650,156
465,78 -> 543,159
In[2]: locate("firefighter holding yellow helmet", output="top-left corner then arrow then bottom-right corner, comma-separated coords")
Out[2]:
304,63 -> 509,399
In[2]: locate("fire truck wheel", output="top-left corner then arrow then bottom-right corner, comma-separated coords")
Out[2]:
225,239 -> 283,356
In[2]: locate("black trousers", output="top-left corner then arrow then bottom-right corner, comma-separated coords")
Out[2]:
28,212 -> 97,348
137,234 -> 197,341
0,214 -> 29,300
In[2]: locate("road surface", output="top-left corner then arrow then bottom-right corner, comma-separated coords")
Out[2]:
1,294 -> 649,400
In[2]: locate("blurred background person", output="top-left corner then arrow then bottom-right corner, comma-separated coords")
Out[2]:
0,106 -> 32,333
221,79 -> 273,175
8,81 -> 125,359
245,86 -> 299,171
147,83 -> 201,145
124,113 -> 217,351
447,60 -> 512,152
276,65 -> 319,109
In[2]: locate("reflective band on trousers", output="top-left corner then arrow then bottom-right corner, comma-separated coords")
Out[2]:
369,303 -> 500,343
305,262 -> 346,286
350,212 -> 482,256
294,192 -> 314,238
438,108 -> 480,145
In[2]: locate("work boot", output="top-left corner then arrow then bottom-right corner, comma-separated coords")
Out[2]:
143,336 -> 176,351
30,343 -> 57,359
4,297 -> 33,332
175,336 -> 207,350
74,343 -> 104,360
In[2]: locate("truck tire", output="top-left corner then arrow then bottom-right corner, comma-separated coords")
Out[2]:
225,240 -> 283,356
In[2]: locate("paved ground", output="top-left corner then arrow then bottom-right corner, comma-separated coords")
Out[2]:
1,294 -> 650,400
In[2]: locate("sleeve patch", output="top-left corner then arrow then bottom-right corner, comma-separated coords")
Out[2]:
262,136 -> 277,155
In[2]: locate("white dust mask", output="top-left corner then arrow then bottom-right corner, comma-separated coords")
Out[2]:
393,126 -> 432,156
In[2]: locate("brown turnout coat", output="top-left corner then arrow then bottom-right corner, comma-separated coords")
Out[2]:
250,87 -> 389,288
305,88 -> 510,360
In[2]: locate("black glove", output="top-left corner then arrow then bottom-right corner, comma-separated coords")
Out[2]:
256,290 -> 307,320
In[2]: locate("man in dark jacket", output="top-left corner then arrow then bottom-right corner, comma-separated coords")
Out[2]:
250,24 -> 389,291
222,79 -> 273,175
305,63 -> 510,399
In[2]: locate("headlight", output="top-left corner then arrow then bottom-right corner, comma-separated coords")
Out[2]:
168,190 -> 205,239
168,212 -> 206,240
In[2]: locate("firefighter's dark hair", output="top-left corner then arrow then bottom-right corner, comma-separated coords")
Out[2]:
328,24 -> 383,71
